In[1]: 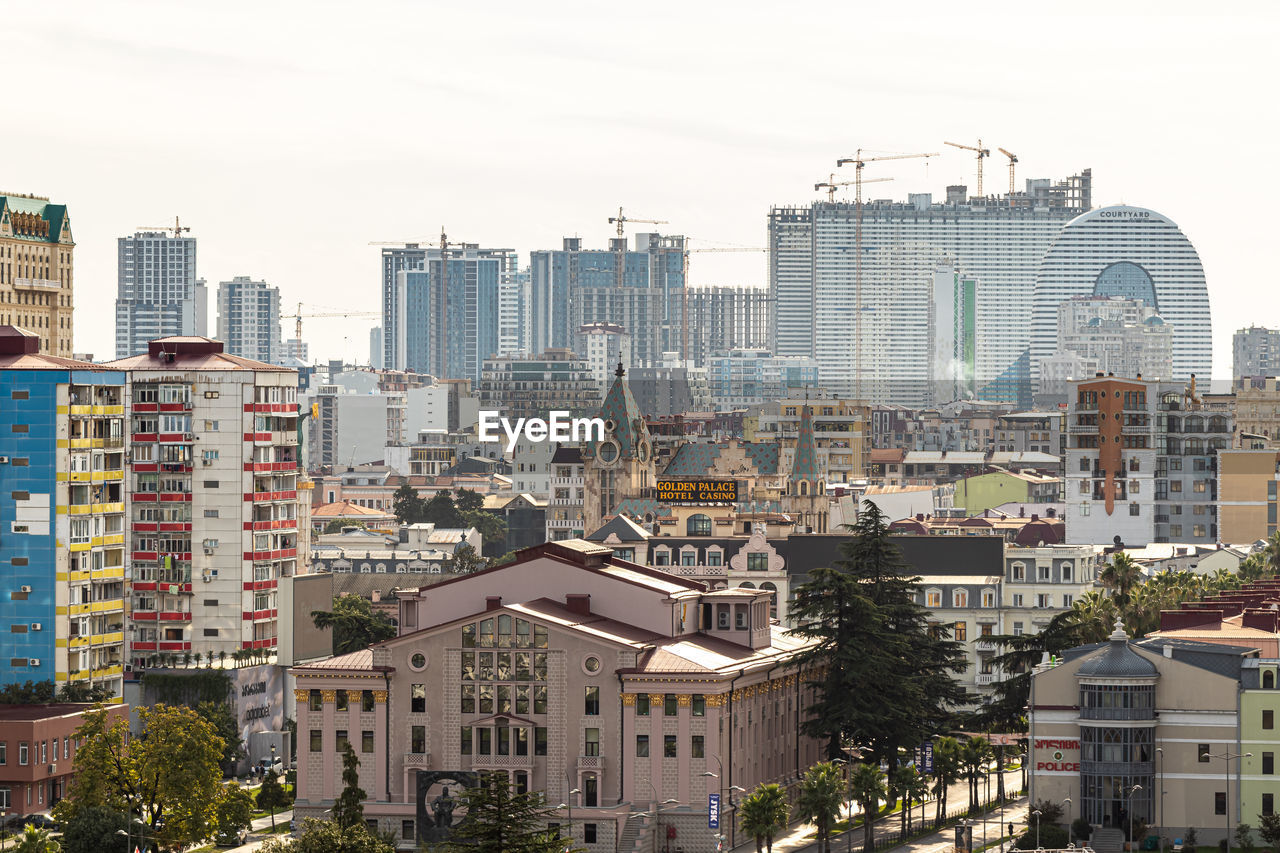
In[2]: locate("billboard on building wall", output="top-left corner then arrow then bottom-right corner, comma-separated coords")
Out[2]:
656,479 -> 739,504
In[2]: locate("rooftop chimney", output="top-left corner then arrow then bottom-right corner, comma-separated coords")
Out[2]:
485,596 -> 502,611
565,594 -> 591,616
0,326 -> 39,355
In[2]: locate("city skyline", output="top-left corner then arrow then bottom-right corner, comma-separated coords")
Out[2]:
6,2 -> 1275,374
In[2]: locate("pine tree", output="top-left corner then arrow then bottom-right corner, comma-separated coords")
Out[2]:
440,773 -> 566,853
789,501 -> 970,765
332,743 -> 366,830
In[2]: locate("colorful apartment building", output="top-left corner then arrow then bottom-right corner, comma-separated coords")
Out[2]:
105,337 -> 299,666
0,327 -> 126,696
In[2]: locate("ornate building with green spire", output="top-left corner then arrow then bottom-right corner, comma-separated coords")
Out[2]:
781,404 -> 828,532
581,363 -> 655,533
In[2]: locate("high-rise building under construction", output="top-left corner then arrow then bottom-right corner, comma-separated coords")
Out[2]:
768,171 -> 1091,406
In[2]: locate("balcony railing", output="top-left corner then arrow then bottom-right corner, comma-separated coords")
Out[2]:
403,752 -> 431,768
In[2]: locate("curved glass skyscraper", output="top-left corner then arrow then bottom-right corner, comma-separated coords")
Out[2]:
1030,206 -> 1211,381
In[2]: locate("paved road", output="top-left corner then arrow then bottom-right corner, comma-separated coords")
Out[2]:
222,809 -> 294,852
728,769 -> 1026,853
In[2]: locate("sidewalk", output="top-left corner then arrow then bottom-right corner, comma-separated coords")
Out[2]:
727,769 -> 1026,853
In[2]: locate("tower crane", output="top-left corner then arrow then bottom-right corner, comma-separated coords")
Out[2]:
681,244 -> 768,361
607,208 -> 669,289
284,303 -> 380,346
998,148 -> 1018,198
833,150 -> 938,402
944,139 -> 992,198
137,216 -> 190,238
835,150 -> 938,202
814,175 -> 892,202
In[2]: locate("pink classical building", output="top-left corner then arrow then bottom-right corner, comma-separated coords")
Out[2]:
291,539 -> 824,852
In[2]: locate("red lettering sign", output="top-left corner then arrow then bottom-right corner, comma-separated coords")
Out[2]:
1037,761 -> 1081,772
1034,738 -> 1080,750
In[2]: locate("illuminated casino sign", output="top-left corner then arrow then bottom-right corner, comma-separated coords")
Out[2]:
656,480 -> 739,504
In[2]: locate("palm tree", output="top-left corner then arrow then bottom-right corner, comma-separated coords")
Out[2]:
1101,552 -> 1144,611
849,762 -> 887,852
796,762 -> 844,853
960,737 -> 991,814
1265,530 -> 1280,573
13,824 -> 61,853
1073,590 -> 1120,643
739,783 -> 790,853
891,763 -> 930,837
931,737 -> 962,825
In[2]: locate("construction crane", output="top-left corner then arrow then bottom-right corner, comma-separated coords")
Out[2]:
998,148 -> 1018,198
944,139 -> 992,198
137,216 -> 190,238
680,244 -> 768,360
367,229 -> 477,375
833,150 -> 938,403
285,303 -> 380,347
814,175 -> 892,202
835,150 -> 938,202
607,208 -> 669,289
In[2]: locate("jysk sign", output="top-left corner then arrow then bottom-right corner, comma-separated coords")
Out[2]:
657,480 -> 738,504
708,793 -> 720,829
917,741 -> 934,774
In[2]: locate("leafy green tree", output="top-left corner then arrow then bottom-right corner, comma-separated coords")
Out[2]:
196,699 -> 246,776
258,818 -> 395,853
215,784 -> 255,842
790,502 -> 969,765
931,737 -> 962,825
325,519 -> 364,534
738,783 -> 790,853
423,492 -> 463,527
795,762 -> 843,853
1257,814 -> 1280,848
0,679 -> 56,704
890,763 -> 929,836
391,483 -> 425,524
450,542 -> 486,574
454,488 -> 484,512
849,762 -> 886,853
333,742 -> 366,830
463,510 -> 508,553
12,825 -> 61,853
438,772 -> 566,852
312,594 -> 397,655
1238,822 -> 1256,852
257,769 -> 291,830
56,806 -> 127,853
54,704 -> 225,851
488,550 -> 519,568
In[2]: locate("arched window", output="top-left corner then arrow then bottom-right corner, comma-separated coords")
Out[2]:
687,514 -> 712,536
799,481 -> 808,496
953,589 -> 968,608
1184,415 -> 1204,434
1266,671 -> 1275,690
739,581 -> 757,590
926,588 -> 942,608
761,581 -> 779,620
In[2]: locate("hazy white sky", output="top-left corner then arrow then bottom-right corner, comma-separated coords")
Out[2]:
7,1 -> 1276,375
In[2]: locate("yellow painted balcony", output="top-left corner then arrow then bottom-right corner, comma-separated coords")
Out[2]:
69,437 -> 104,449
68,405 -> 93,416
91,600 -> 124,614
92,405 -> 124,416
90,471 -> 123,483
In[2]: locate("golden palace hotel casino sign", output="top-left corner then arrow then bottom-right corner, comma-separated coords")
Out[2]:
655,479 -> 739,504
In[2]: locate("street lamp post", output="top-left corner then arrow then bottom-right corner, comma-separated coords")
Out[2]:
1205,751 -> 1252,853
1063,798 -> 1072,845
556,788 -> 582,852
1126,785 -> 1143,851
1032,808 -> 1042,849
699,761 -> 742,851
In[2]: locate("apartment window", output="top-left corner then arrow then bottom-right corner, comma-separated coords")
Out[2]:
402,820 -> 415,842
953,622 -> 967,641
309,730 -> 322,752
460,728 -> 472,755
1265,752 -> 1275,775
0,743 -> 7,765
747,553 -> 769,571
1061,563 -> 1073,582
585,728 -> 600,757
664,735 -> 677,758
1216,791 -> 1226,815
585,686 -> 600,716
1037,594 -> 1051,608
1062,595 -> 1074,608
1199,744 -> 1211,762
665,694 -> 678,716
1266,710 -> 1275,730
1012,594 -> 1024,607
980,623 -> 993,637
1129,503 -> 1140,516
1013,622 -> 1024,636
707,551 -> 722,566
981,590 -> 996,608
362,690 -> 375,712
636,735 -> 650,757
411,684 -> 426,713
1011,563 -> 1026,581
926,589 -> 942,608
411,726 -> 426,754
336,691 -> 349,712
308,689 -> 322,711
1038,565 -> 1051,581
953,590 -> 968,608
1265,793 -> 1275,816
535,727 -> 548,756
18,743 -> 27,765
584,823 -> 598,844
692,735 -> 705,758
636,694 -> 650,716
692,695 -> 706,716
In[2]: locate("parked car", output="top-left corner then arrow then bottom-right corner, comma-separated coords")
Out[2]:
6,813 -> 58,831
213,826 -> 248,847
